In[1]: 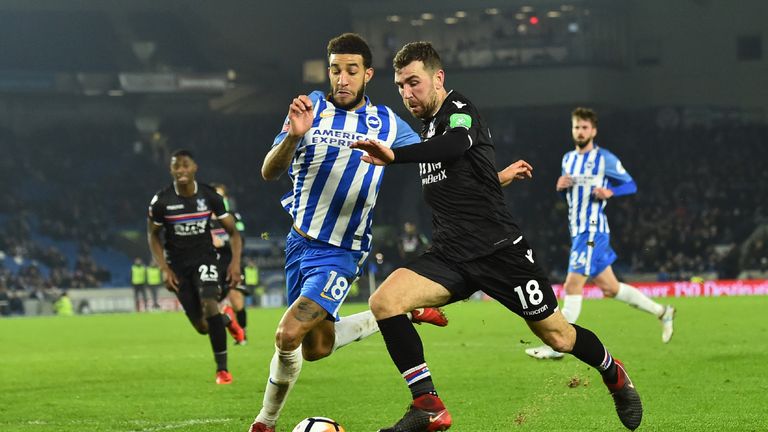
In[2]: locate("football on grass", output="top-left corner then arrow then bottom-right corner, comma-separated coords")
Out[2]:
292,417 -> 345,432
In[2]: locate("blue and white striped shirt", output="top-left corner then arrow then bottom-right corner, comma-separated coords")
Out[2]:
561,146 -> 636,237
273,91 -> 420,252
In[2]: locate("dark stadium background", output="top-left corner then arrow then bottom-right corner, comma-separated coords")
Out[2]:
1,0 -> 766,315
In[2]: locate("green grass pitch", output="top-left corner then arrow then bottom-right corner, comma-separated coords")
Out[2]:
2,295 -> 767,431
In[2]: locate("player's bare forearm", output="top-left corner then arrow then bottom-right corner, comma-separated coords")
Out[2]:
147,221 -> 179,291
146,221 -> 168,271
221,216 -> 243,288
261,135 -> 301,180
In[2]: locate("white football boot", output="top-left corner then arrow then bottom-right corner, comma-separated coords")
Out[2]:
525,344 -> 565,359
661,305 -> 676,343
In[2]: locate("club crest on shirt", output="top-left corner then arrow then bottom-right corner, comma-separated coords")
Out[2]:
426,120 -> 436,139
197,199 -> 207,211
365,114 -> 382,130
584,160 -> 595,171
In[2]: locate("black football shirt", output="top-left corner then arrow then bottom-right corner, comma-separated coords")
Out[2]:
417,90 -> 522,262
148,182 -> 228,266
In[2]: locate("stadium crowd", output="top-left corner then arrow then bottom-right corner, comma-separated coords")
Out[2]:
1,112 -> 766,315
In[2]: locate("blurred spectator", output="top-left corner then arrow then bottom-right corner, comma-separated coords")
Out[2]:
54,290 -> 74,316
146,263 -> 162,310
398,222 -> 430,266
9,290 -> 25,316
0,285 -> 9,316
131,257 -> 148,311
1,113 -> 766,294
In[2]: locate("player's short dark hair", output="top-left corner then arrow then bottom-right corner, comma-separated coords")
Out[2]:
171,149 -> 195,160
327,33 -> 372,69
393,41 -> 443,73
572,107 -> 598,127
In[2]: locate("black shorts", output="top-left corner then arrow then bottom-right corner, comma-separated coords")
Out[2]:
404,236 -> 558,321
216,247 -> 247,295
171,255 -> 227,322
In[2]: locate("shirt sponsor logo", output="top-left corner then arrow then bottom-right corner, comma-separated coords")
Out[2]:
421,170 -> 447,185
173,220 -> 208,236
419,162 -> 447,185
571,174 -> 600,187
309,128 -> 369,148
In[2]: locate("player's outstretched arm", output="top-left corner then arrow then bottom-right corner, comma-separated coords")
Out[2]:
262,95 -> 313,180
498,159 -> 533,187
351,139 -> 395,165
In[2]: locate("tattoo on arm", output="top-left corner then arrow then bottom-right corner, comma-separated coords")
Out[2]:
293,300 -> 325,322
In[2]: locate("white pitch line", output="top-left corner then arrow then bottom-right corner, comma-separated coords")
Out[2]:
131,418 -> 232,431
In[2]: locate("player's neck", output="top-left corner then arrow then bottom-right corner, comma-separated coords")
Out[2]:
576,142 -> 595,154
174,180 -> 198,197
429,89 -> 449,118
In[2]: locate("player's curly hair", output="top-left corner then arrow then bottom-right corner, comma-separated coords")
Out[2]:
327,33 -> 372,69
572,107 -> 598,127
393,41 -> 443,73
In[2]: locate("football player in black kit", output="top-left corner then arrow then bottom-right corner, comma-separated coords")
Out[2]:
210,182 -> 247,345
352,42 -> 643,431
147,149 -> 243,385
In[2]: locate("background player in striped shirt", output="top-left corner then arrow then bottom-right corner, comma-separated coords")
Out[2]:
526,107 -> 676,360
249,33 -> 448,432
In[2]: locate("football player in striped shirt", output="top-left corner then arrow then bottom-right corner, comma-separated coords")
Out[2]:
525,107 -> 676,361
248,33 -> 449,432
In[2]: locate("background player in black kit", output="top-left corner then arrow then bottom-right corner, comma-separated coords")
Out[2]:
352,42 -> 643,431
147,149 -> 243,385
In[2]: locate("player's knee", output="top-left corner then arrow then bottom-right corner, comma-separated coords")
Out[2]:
596,281 -> 619,298
192,320 -> 208,335
275,326 -> 303,351
369,288 -> 401,319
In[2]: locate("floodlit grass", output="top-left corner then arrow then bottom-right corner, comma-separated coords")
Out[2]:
2,295 -> 767,431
